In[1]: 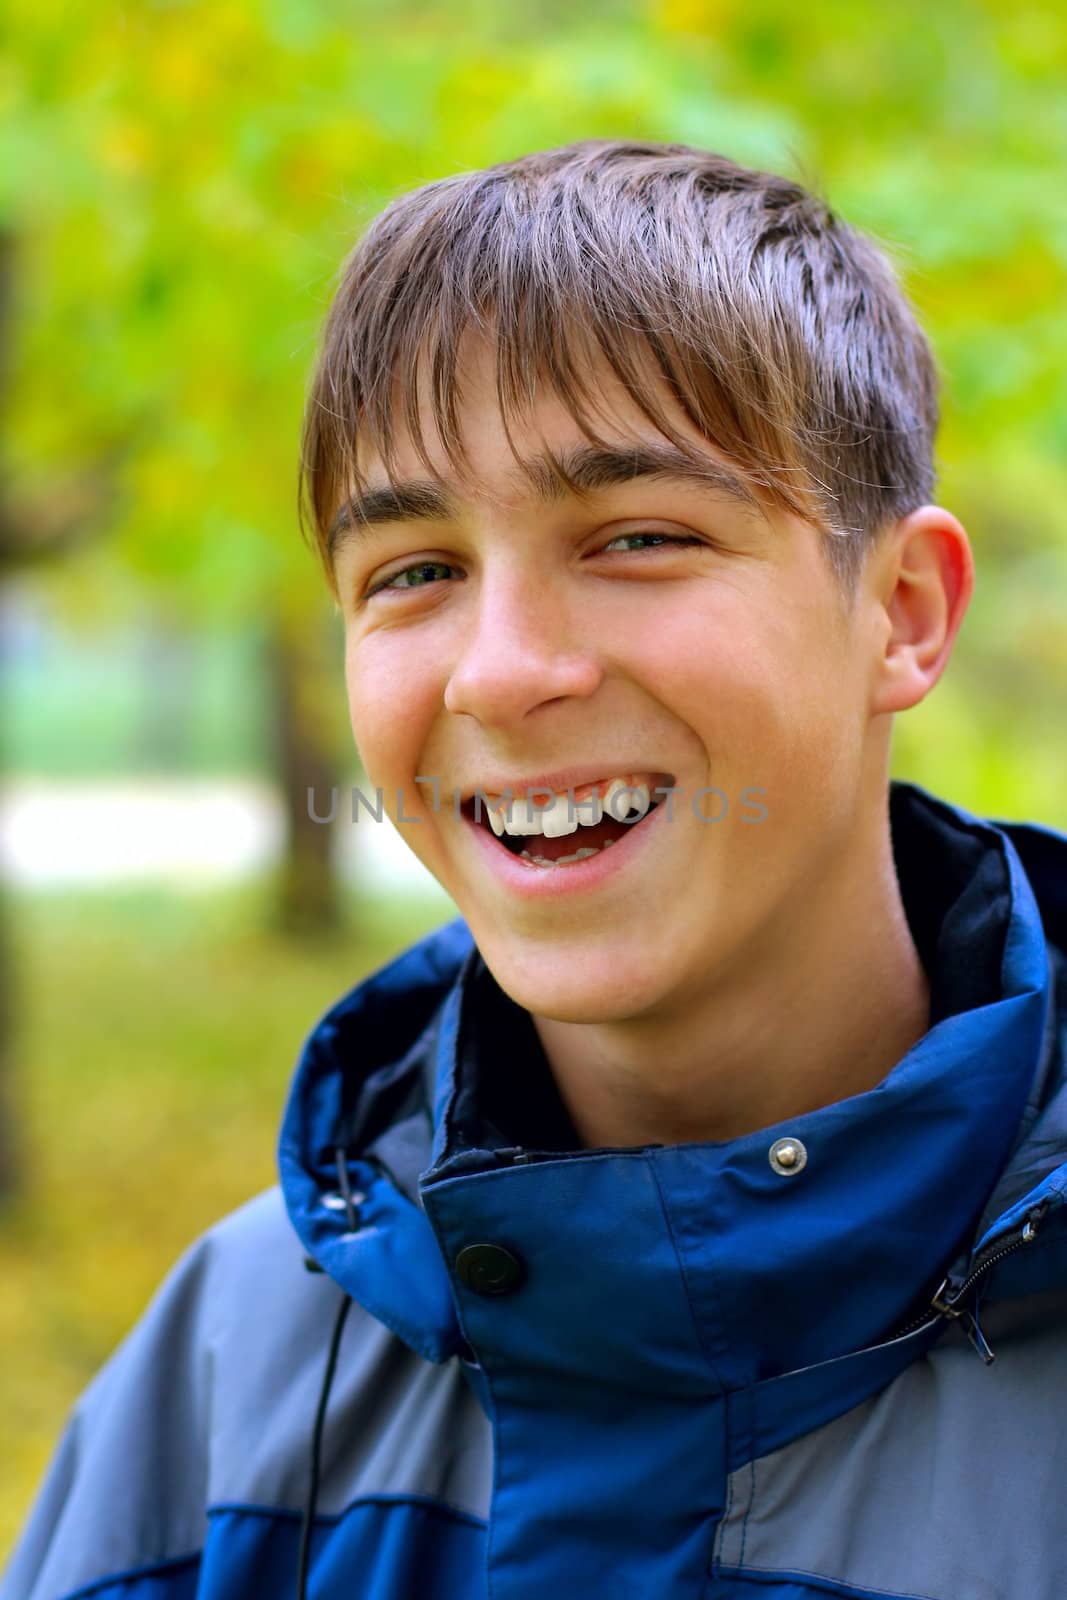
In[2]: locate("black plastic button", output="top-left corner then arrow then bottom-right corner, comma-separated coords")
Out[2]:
454,1242 -> 526,1296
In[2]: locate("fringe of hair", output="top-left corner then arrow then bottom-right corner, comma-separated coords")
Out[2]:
300,140 -> 939,602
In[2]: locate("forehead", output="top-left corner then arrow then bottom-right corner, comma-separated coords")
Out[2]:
359,329 -> 620,476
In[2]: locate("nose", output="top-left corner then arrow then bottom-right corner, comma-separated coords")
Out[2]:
443,566 -> 602,727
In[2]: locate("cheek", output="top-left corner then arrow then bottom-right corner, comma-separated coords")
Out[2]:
656,606 -> 855,770
347,627 -> 454,796
639,606 -> 780,725
343,637 -> 438,785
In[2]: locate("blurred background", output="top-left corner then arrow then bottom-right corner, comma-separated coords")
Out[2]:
1,0 -> 1065,1547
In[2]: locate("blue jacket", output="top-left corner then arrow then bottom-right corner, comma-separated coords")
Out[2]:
5,780 -> 1067,1600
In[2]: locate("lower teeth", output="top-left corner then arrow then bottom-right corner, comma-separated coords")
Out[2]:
518,841 -> 614,868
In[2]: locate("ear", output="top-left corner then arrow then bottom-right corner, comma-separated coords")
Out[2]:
867,505 -> 975,717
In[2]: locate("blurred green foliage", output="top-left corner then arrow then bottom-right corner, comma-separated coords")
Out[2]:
3,617 -> 274,774
1,0 -> 1064,815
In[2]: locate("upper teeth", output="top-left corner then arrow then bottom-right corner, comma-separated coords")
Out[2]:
480,776 -> 653,839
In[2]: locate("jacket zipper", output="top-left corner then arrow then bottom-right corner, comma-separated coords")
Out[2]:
889,1200 -> 1052,1363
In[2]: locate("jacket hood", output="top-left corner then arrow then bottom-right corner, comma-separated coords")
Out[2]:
278,780 -> 1067,1380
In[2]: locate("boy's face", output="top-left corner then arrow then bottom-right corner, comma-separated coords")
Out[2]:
333,334 -> 889,1026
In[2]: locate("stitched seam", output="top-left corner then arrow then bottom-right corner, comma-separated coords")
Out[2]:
738,1442 -> 757,1568
648,1157 -> 735,1577
53,1498 -> 489,1600
714,1560 -> 942,1600
54,1552 -> 201,1600
206,1491 -> 488,1529
647,1158 -> 729,1387
719,1451 -> 736,1564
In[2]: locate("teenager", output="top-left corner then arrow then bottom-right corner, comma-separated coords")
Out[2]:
5,139 -> 1066,1600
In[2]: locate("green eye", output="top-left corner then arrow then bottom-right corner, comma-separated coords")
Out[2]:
602,533 -> 698,553
607,533 -> 666,552
372,561 -> 456,595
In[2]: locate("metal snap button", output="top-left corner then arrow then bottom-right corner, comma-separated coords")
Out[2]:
455,1242 -> 526,1296
769,1136 -> 807,1176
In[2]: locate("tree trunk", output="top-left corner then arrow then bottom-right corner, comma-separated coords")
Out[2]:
0,234 -> 19,1199
265,601 -> 345,939
0,598 -> 19,1202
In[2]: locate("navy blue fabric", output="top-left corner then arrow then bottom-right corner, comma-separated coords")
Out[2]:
278,922 -> 472,1365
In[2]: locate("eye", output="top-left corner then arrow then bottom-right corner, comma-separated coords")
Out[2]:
600,532 -> 703,554
367,559 -> 460,597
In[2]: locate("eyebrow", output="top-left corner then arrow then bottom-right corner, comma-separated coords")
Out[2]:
326,441 -> 763,562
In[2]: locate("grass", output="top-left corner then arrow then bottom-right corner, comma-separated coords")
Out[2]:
0,880 -> 456,1558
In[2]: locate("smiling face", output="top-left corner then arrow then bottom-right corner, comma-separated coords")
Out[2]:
332,334 -> 893,1026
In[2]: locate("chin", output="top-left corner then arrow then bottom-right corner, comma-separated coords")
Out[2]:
480,939 -> 677,1026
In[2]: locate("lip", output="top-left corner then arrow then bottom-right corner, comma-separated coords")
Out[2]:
460,766 -> 676,801
461,790 -> 669,899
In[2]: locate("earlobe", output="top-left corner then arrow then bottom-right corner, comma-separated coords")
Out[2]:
869,507 -> 975,717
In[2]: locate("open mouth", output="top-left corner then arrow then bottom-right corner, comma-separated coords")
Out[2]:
461,773 -> 672,869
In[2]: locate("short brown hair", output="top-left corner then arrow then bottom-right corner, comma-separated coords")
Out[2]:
300,139 -> 939,601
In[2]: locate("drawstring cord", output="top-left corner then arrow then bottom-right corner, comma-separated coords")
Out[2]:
295,1148 -> 360,1600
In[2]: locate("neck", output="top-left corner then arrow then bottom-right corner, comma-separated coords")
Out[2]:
532,801 -> 931,1149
